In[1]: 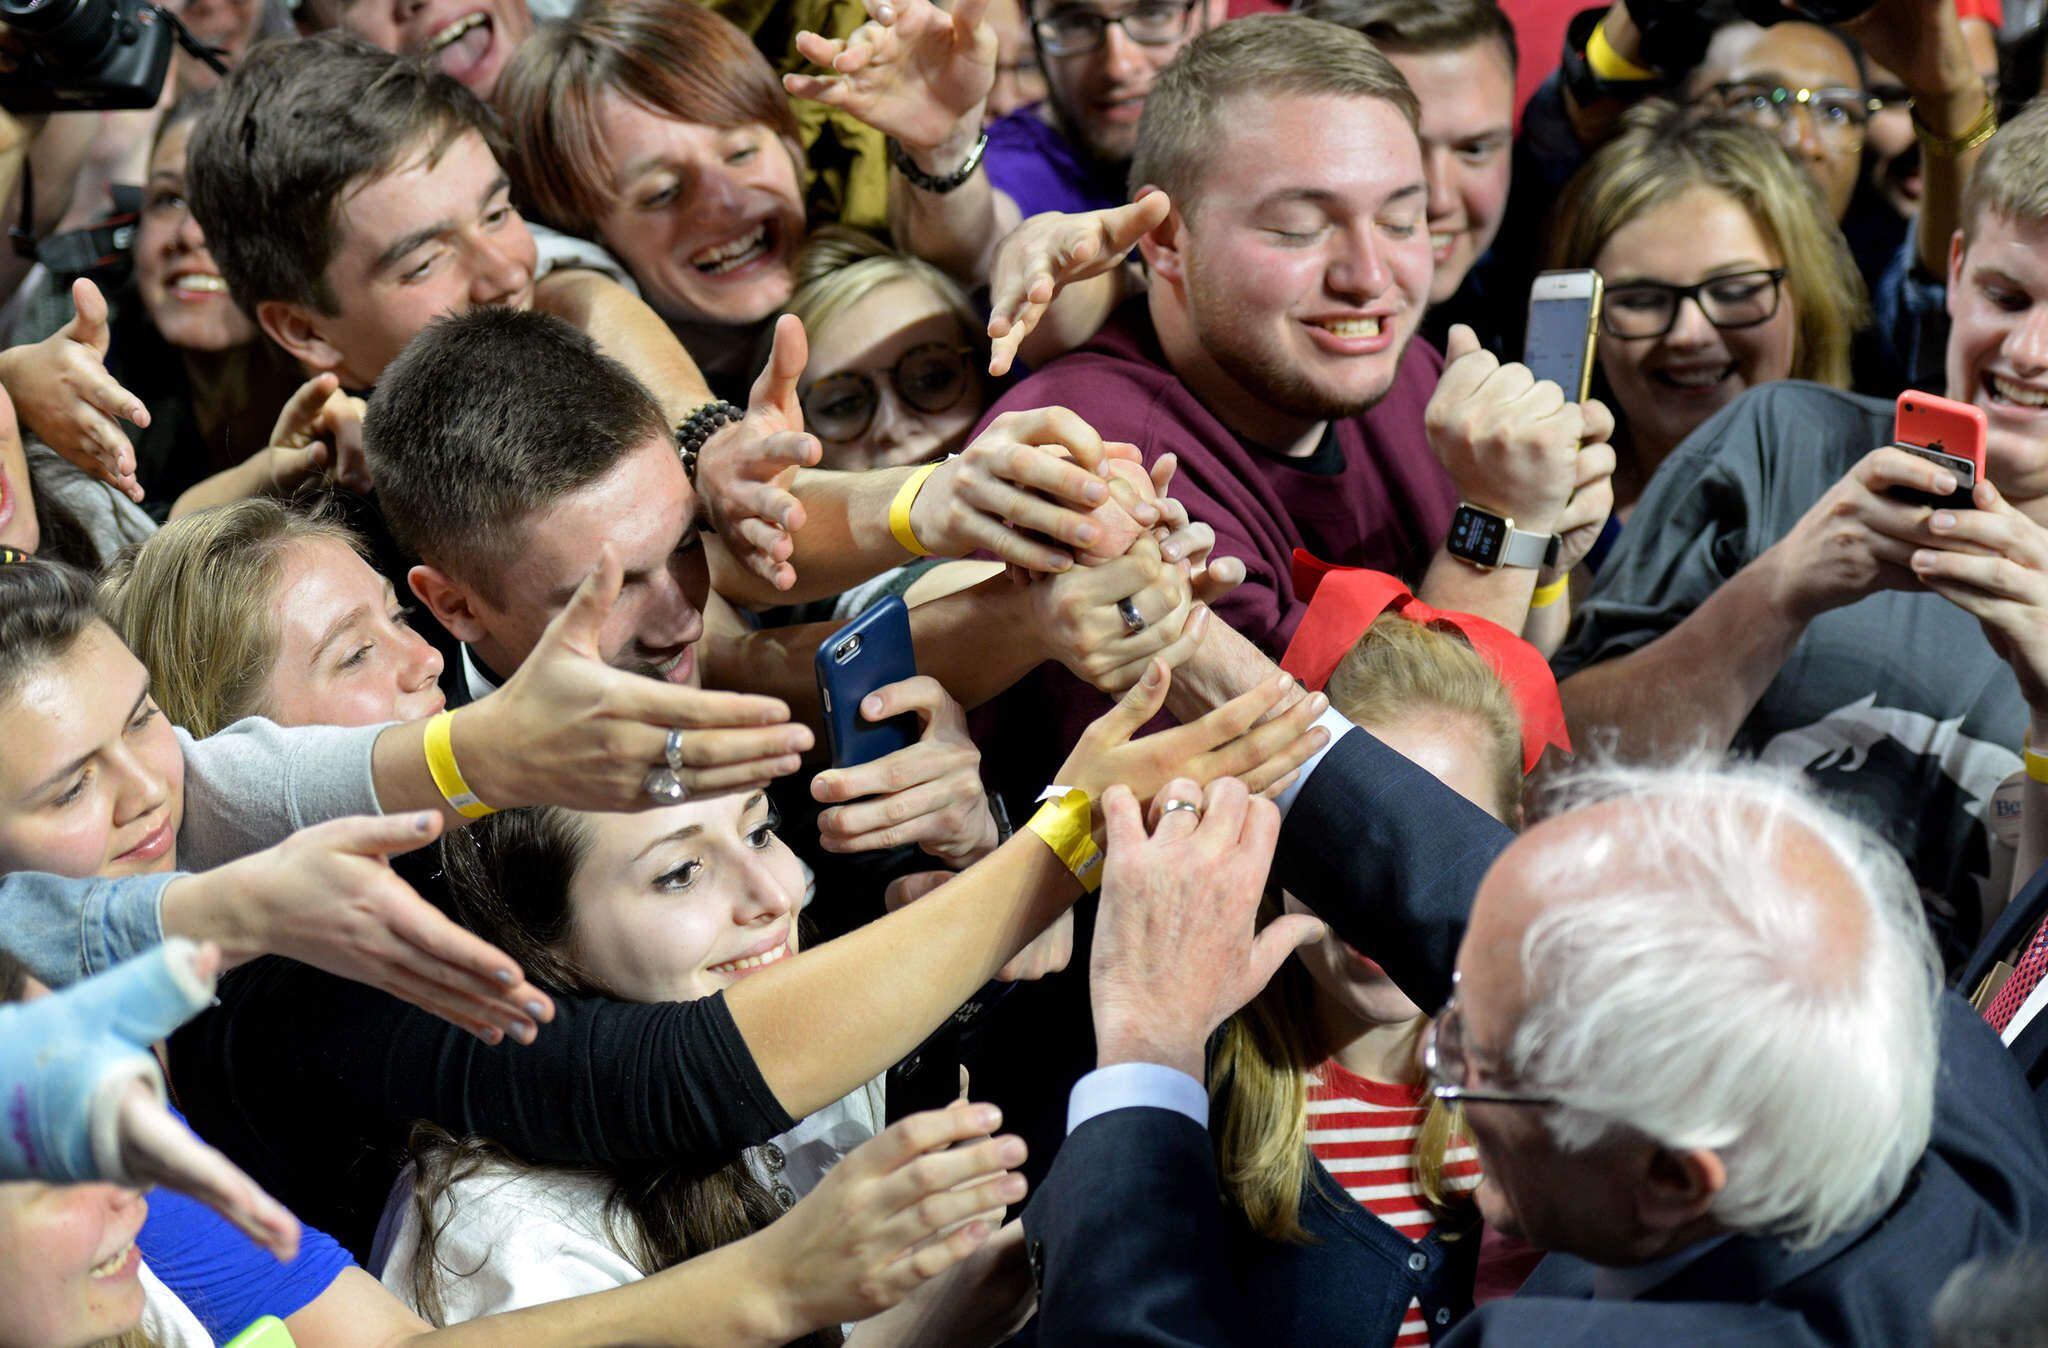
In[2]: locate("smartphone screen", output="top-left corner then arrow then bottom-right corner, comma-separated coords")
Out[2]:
1525,291 -> 1599,401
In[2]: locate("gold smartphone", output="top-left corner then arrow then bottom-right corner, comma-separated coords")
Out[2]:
1523,269 -> 1603,404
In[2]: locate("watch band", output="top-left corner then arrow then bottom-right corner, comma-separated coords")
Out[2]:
1500,526 -> 1559,570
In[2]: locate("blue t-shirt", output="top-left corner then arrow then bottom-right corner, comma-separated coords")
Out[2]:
139,1109 -> 354,1343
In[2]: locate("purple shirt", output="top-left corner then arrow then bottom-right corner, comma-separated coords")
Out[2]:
984,103 -> 1127,218
969,300 -> 1457,805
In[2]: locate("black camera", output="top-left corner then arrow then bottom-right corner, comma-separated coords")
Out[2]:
0,0 -> 178,114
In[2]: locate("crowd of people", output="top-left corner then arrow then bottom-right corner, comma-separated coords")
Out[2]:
4,0 -> 2048,1341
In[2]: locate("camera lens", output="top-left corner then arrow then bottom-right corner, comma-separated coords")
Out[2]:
0,0 -> 121,70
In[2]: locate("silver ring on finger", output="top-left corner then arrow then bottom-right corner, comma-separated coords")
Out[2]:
1117,596 -> 1147,635
643,766 -> 689,805
1159,799 -> 1200,822
665,726 -> 687,773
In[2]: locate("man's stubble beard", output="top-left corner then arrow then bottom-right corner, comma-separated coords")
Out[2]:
1182,245 -> 1405,425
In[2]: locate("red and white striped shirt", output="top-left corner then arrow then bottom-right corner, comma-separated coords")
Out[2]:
1305,1060 -> 1483,1347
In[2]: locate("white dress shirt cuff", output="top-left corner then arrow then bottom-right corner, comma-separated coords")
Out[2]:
1271,707 -> 1357,819
1066,1062 -> 1209,1134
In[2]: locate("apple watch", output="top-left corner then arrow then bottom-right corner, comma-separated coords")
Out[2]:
1446,503 -> 1561,571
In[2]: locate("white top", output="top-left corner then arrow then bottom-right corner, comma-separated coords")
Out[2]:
377,1078 -> 887,1323
139,1262 -> 214,1348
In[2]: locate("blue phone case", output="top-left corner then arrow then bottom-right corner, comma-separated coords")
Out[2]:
816,595 -> 920,768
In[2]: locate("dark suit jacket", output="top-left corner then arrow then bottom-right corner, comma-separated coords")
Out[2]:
1023,728 -> 2048,1346
1956,860 -> 2048,1112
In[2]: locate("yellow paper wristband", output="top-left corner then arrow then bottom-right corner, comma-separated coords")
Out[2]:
888,461 -> 944,558
424,709 -> 497,819
2025,731 -> 2048,786
1529,574 -> 1571,610
1586,18 -> 1656,82
1025,787 -> 1102,886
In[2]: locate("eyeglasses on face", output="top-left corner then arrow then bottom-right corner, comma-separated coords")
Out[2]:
1702,81 -> 1877,144
1031,0 -> 1199,57
799,342 -> 979,445
1422,974 -> 1559,1110
1599,267 -> 1789,341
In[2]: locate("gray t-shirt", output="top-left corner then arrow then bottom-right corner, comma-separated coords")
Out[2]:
1555,381 -> 2026,967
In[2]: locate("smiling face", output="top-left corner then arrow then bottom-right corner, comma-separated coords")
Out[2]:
338,0 -> 533,97
1033,0 -> 1221,165
1946,210 -> 2048,503
592,94 -> 807,328
801,278 -> 984,473
258,537 -> 446,729
266,129 -> 536,388
1288,711 -> 1512,1029
1593,185 -> 1795,461
1385,40 -> 1515,307
563,791 -> 806,1003
0,1181 -> 149,1348
0,623 -> 184,882
431,436 -> 709,681
1153,92 -> 1431,444
1688,21 -> 1864,223
136,118 -> 259,355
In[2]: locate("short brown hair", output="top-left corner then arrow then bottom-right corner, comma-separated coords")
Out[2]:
1962,95 -> 2048,239
188,32 -> 502,315
1546,100 -> 1868,391
497,0 -> 799,238
362,307 -> 670,591
1295,0 -> 1516,69
99,500 -> 362,738
1129,16 -> 1419,212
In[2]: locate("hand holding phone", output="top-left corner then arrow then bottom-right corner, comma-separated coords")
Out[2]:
1888,390 -> 1987,511
815,596 -> 920,768
1524,269 -> 1603,404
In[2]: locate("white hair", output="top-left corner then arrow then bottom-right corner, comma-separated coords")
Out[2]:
1506,757 -> 1942,1251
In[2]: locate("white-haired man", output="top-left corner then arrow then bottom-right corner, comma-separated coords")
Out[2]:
1024,626 -> 2048,1342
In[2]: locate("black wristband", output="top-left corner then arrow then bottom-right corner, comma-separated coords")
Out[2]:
675,400 -> 744,485
887,132 -> 990,195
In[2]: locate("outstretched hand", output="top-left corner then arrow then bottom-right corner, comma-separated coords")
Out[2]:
696,314 -> 823,592
784,0 -> 996,156
459,546 -> 812,810
1090,778 -> 1322,1078
0,278 -> 149,500
987,193 -> 1170,377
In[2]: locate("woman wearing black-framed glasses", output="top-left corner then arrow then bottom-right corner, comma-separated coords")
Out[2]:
1542,102 -> 1868,572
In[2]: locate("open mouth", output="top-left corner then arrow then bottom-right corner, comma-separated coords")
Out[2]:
423,11 -> 493,80
690,223 -> 774,277
1986,371 -> 2048,410
1312,317 -> 1382,339
1651,364 -> 1736,392
1431,232 -> 1456,261
167,270 -> 228,298
89,1241 -> 138,1281
649,644 -> 695,685
707,932 -> 792,977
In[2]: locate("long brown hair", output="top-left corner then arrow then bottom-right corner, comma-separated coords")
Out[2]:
406,808 -> 835,1344
1212,615 -> 1523,1242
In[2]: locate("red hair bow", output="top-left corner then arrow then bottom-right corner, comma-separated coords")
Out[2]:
1279,551 -> 1570,774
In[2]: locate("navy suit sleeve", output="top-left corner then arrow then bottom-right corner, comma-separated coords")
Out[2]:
1024,1108 -> 1248,1347
1273,727 -> 1515,1011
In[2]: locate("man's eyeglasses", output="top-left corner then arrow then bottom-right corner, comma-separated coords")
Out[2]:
1032,0 -> 1199,58
1599,268 -> 1788,341
1701,81 -> 1877,145
1422,974 -> 1558,1110
799,343 -> 979,445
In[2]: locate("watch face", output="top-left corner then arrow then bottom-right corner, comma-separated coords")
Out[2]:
1449,505 -> 1507,567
